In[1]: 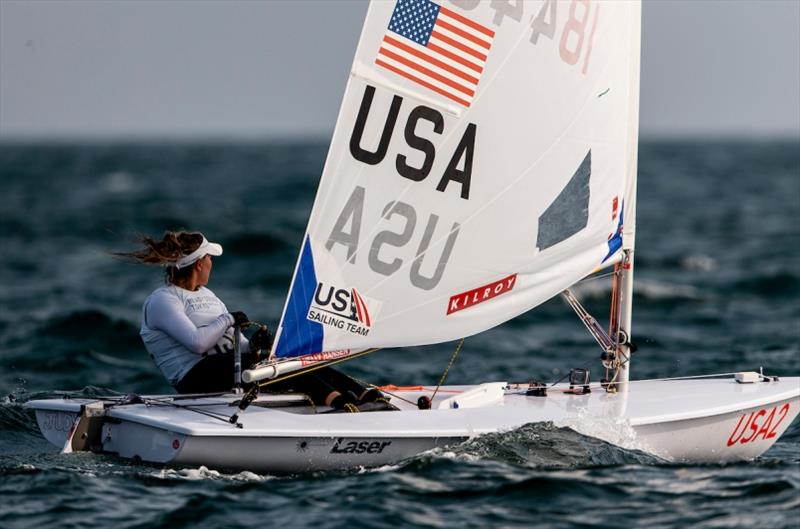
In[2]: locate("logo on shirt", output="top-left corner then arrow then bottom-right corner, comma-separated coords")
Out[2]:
307,282 -> 374,337
185,295 -> 224,315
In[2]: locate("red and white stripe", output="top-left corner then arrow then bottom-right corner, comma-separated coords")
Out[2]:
376,6 -> 494,108
352,289 -> 372,327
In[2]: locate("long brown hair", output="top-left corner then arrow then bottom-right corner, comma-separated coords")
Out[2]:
114,231 -> 204,284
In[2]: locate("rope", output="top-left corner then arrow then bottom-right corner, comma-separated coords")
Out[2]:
576,269 -> 618,284
255,338 -> 466,408
99,394 -> 238,425
547,371 -> 744,390
562,289 -> 615,353
145,400 -> 235,424
562,263 -> 631,392
431,338 -> 465,402
232,344 -> 384,423
347,375 -> 418,406
618,372 -> 743,384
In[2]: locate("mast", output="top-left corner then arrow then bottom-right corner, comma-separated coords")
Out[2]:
616,250 -> 634,386
616,0 -> 642,389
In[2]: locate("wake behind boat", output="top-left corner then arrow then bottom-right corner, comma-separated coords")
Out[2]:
27,0 -> 800,472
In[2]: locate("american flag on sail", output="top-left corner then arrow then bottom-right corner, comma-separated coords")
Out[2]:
376,0 -> 495,108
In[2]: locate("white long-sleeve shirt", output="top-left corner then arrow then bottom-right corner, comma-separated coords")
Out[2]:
140,285 -> 248,386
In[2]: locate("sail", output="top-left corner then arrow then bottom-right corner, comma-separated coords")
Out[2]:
273,0 -> 641,359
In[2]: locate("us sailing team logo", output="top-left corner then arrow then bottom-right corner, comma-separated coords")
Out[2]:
307,282 -> 372,337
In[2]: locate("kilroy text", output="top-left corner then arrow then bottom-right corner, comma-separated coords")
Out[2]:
448,273 -> 517,315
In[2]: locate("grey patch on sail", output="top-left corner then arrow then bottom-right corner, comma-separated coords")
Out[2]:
326,185 -> 365,263
410,218 -> 460,291
536,151 -> 591,251
369,201 -> 417,276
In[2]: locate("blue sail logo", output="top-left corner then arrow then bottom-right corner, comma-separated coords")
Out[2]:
307,282 -> 372,336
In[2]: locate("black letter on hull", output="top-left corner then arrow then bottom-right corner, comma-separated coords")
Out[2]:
436,123 -> 476,200
396,106 -> 444,182
350,85 -> 403,165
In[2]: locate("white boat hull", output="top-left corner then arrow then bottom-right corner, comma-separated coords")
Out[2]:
28,376 -> 800,473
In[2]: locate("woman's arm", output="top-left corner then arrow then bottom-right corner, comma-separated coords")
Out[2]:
145,291 -> 234,354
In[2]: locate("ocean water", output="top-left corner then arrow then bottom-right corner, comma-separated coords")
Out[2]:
0,139 -> 798,528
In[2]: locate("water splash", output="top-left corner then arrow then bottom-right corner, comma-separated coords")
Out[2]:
153,465 -> 272,483
435,422 -> 660,469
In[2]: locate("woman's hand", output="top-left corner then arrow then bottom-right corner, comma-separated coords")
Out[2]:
249,326 -> 274,352
230,311 -> 249,328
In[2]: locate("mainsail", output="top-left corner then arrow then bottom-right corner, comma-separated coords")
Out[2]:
273,0 -> 641,359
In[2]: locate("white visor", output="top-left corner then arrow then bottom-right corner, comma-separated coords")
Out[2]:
175,237 -> 223,269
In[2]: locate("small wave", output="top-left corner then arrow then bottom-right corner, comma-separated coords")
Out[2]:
87,351 -> 145,369
357,463 -> 405,475
31,310 -> 142,363
569,280 -> 612,300
778,417 -> 800,442
19,386 -> 124,402
633,280 -> 705,302
637,254 -> 719,272
571,278 -> 705,303
0,401 -> 40,435
735,272 -> 800,298
151,465 -> 271,482
442,422 -> 659,469
101,171 -> 138,194
44,310 -> 137,339
0,461 -> 42,476
723,478 -> 796,497
680,254 -> 718,272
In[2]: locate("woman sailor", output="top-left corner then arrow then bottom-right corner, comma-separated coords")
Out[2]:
116,231 -> 267,393
117,231 -> 393,411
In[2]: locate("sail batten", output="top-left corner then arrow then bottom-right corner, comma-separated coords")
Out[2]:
272,0 -> 641,359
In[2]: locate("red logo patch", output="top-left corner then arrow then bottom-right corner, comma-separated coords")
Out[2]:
447,274 -> 517,315
299,349 -> 352,366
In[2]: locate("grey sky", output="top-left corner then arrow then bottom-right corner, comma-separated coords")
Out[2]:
1,0 -> 798,139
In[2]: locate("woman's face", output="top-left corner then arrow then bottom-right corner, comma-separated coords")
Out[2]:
197,255 -> 212,286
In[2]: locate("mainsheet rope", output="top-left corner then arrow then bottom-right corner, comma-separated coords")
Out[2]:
245,336 -> 468,410
431,338 -> 465,403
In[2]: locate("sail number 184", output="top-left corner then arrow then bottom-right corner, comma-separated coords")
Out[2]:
450,0 -> 600,75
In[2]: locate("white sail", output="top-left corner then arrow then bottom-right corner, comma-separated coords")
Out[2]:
273,0 -> 641,359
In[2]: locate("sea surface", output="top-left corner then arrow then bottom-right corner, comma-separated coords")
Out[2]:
0,139 -> 798,528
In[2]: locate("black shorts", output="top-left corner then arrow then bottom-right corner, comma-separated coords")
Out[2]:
174,352 -> 260,394
265,366 -> 366,405
175,355 -> 365,404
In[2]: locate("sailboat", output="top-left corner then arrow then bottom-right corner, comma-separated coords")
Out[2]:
28,0 -> 798,473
